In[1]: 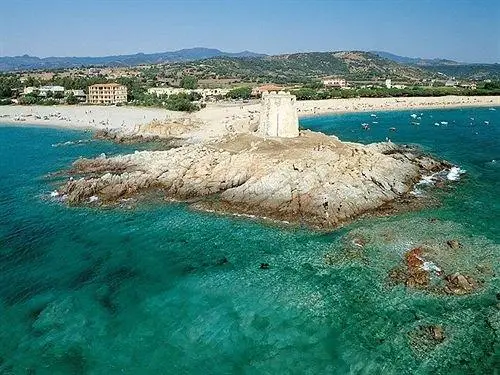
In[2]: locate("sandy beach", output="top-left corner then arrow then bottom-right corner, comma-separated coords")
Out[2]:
296,95 -> 500,116
0,95 -> 498,141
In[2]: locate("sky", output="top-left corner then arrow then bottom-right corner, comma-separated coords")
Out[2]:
0,0 -> 499,63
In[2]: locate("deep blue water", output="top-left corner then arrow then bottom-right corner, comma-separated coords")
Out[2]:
0,107 -> 498,374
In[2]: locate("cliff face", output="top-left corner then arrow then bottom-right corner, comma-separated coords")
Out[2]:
58,130 -> 449,229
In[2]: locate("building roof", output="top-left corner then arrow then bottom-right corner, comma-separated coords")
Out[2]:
89,83 -> 126,88
256,84 -> 283,91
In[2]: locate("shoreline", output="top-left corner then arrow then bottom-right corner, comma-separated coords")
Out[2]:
295,95 -> 500,118
0,95 -> 498,140
299,102 -> 500,119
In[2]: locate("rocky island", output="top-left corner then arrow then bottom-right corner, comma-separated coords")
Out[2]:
57,92 -> 451,229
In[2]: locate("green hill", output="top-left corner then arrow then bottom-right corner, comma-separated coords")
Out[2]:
160,51 -> 437,84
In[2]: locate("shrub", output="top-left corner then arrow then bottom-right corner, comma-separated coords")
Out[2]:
180,76 -> 198,90
18,95 -> 39,105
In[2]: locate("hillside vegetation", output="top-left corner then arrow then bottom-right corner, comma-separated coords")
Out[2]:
160,51 -> 436,84
423,64 -> 500,80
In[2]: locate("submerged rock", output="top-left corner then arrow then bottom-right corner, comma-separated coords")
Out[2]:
58,130 -> 452,229
408,324 -> 446,357
216,257 -> 229,266
444,273 -> 479,295
389,246 -> 481,296
446,239 -> 463,249
404,248 -> 430,288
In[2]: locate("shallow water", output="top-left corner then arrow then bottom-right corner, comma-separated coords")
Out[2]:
0,107 -> 499,374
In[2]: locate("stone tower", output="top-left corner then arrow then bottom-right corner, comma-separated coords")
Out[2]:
258,91 -> 299,138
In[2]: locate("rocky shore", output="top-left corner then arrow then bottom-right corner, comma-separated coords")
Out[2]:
56,130 -> 451,229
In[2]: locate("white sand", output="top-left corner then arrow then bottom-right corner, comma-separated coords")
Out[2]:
0,96 -> 498,141
296,95 -> 500,116
0,105 -> 182,133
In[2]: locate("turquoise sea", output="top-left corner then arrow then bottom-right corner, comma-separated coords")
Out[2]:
0,107 -> 498,374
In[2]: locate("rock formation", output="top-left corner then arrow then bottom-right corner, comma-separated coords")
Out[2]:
57,130 -> 451,229
388,246 -> 481,295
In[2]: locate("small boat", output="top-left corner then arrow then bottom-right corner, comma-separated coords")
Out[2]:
389,127 -> 397,132
411,122 -> 420,125
372,121 -> 378,124
362,123 -> 370,130
370,114 -> 377,117
434,122 -> 440,126
440,121 -> 448,125
410,114 -> 418,119
484,121 -> 490,125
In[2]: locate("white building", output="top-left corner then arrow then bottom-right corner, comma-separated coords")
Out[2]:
323,78 -> 347,88
23,85 -> 65,96
148,87 -> 184,96
65,89 -> 87,101
147,87 -> 230,100
385,79 -> 392,89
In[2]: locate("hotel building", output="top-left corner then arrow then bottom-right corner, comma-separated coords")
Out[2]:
87,83 -> 127,104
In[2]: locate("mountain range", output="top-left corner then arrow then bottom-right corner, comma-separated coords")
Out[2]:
0,48 -> 265,72
371,52 -> 499,79
0,48 -> 498,80
371,51 -> 461,66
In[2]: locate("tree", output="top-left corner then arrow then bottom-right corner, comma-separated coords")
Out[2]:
24,76 -> 41,87
291,88 -> 318,100
180,75 -> 198,89
165,93 -> 199,112
226,86 -> 252,100
483,81 -> 500,90
66,93 -> 78,105
19,95 -> 39,105
0,85 -> 12,98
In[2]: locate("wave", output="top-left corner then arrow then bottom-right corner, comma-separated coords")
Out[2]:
410,166 -> 465,196
446,166 -> 466,181
52,139 -> 92,147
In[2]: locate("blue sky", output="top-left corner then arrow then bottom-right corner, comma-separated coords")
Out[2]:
0,0 -> 499,62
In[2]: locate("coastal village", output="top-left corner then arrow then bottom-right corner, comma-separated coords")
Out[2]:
7,70 -> 484,106
1,59 -> 496,131
1,49 -> 496,112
